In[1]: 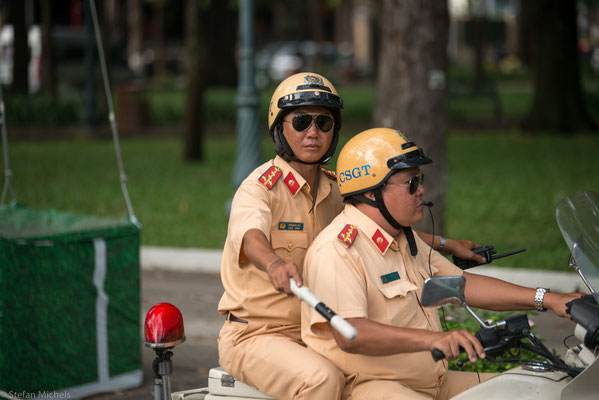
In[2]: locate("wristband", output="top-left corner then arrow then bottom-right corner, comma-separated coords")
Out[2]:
438,236 -> 446,253
266,258 -> 283,272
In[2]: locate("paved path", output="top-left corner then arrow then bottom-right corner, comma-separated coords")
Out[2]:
140,246 -> 599,293
92,270 -> 223,399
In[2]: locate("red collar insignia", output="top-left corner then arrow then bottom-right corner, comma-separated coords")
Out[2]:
284,171 -> 300,195
338,224 -> 358,246
259,166 -> 282,190
372,229 -> 389,253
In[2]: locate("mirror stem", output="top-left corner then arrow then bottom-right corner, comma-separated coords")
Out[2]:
464,303 -> 497,329
569,256 -> 599,304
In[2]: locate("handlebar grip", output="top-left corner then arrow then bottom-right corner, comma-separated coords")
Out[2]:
289,278 -> 358,341
431,346 -> 466,362
431,348 -> 445,361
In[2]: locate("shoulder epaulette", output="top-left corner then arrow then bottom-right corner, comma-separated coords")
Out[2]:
320,166 -> 337,181
258,166 -> 282,190
337,224 -> 358,247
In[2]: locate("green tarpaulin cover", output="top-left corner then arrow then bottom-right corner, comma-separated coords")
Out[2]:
0,204 -> 142,396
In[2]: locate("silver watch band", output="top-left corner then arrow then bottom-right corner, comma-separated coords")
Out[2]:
438,236 -> 446,252
534,287 -> 550,311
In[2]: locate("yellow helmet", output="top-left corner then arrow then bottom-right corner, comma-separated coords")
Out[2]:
268,72 -> 343,164
337,127 -> 432,197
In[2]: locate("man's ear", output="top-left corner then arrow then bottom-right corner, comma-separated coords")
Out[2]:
364,190 -> 375,201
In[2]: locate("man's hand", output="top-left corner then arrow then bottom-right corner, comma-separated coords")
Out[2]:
267,259 -> 303,296
445,239 -> 487,264
545,292 -> 587,318
242,229 -> 304,296
426,329 -> 485,363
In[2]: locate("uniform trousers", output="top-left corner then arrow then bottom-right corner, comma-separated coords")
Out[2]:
218,319 -> 345,400
347,370 -> 497,400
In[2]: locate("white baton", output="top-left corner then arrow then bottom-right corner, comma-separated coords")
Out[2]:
289,277 -> 358,340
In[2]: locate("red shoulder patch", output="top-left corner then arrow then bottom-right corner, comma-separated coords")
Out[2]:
338,224 -> 358,246
320,166 -> 337,181
284,172 -> 300,195
258,166 -> 282,190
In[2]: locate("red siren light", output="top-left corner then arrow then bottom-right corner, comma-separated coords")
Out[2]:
144,303 -> 186,348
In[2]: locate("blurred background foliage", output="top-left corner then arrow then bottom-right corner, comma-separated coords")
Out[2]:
1,0 -> 598,270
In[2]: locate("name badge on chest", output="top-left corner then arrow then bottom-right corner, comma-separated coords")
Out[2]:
380,271 -> 401,284
278,222 -> 304,231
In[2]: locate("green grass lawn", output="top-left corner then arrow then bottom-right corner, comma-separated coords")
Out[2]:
5,131 -> 598,271
446,131 -> 599,270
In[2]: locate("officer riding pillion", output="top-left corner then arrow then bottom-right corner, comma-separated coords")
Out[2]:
217,73 -> 347,399
301,127 -> 585,399
217,73 -> 487,400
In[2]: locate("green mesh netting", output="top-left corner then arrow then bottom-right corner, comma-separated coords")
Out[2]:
0,204 -> 141,392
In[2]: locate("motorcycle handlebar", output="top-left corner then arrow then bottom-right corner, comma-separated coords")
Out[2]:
431,314 -> 531,362
431,346 -> 465,362
567,296 -> 599,350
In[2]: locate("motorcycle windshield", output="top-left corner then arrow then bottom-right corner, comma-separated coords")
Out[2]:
556,191 -> 599,277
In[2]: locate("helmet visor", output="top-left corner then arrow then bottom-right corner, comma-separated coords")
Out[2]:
387,147 -> 433,171
278,91 -> 343,110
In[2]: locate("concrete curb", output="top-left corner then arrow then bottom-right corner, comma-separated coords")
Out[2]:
140,246 -> 599,293
467,266 -> 597,293
141,246 -> 222,274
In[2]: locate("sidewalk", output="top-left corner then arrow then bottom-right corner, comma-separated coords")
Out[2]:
140,246 -> 598,293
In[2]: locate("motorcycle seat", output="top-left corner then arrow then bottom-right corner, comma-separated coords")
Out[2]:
171,367 -> 275,399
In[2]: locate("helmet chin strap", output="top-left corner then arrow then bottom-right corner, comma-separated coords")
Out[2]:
356,189 -> 418,256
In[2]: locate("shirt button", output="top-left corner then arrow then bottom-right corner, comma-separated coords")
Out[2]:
288,242 -> 293,249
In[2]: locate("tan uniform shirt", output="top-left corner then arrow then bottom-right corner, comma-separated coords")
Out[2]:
302,204 -> 464,393
218,156 -> 343,325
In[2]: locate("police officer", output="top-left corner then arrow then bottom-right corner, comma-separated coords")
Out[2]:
301,127 -> 583,399
218,75 -> 486,399
218,73 -> 346,399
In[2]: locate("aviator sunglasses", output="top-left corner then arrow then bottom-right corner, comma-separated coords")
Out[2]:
285,113 -> 334,133
385,174 -> 424,195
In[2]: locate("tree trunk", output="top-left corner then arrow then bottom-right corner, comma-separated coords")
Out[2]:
201,0 -> 237,85
8,1 -> 29,94
41,0 -> 56,98
521,0 -> 597,133
472,16 -> 486,88
153,0 -> 167,80
516,0 -> 534,67
307,0 -> 324,72
183,0 -> 205,161
126,0 -> 143,76
374,0 -> 449,234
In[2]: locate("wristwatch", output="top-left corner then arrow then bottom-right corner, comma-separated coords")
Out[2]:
438,236 -> 446,253
534,287 -> 550,312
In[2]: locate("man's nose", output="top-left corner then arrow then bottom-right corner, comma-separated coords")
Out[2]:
305,123 -> 320,137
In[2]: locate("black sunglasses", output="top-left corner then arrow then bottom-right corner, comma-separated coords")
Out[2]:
385,174 -> 424,195
285,114 -> 334,133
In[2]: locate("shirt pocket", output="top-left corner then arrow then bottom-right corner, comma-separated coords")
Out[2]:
373,277 -> 418,325
413,261 -> 439,289
271,232 -> 310,266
